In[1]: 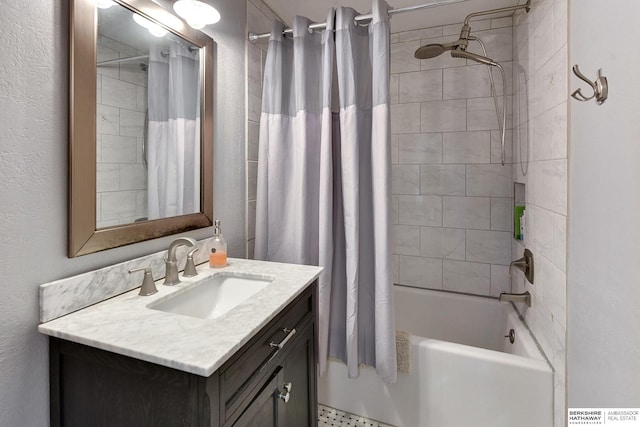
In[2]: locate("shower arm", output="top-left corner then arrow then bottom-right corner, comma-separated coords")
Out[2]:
462,0 -> 530,27
456,0 -> 530,50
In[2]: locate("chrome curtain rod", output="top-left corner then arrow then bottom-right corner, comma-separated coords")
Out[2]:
97,46 -> 200,67
248,0 -> 468,42
97,55 -> 149,66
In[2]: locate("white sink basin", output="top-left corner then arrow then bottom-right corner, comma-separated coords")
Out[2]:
149,275 -> 272,319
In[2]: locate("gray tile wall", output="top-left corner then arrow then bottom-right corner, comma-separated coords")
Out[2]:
246,0 -> 282,258
512,1 -> 568,425
391,16 -> 514,298
96,35 -> 148,228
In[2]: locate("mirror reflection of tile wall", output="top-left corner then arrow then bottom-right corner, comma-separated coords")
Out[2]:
96,35 -> 148,229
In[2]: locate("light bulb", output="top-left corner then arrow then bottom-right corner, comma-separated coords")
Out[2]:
187,18 -> 206,30
147,24 -> 169,37
96,0 -> 115,9
133,13 -> 168,38
132,13 -> 150,28
173,0 -> 220,29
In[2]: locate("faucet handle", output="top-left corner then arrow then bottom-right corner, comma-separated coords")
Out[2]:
128,267 -> 158,296
508,257 -> 527,275
183,248 -> 199,277
509,249 -> 534,284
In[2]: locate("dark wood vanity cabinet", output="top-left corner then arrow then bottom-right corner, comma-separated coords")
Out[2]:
229,320 -> 316,427
49,283 -> 317,427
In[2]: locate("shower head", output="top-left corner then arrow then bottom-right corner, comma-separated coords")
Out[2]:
414,41 -> 459,59
450,48 -> 499,67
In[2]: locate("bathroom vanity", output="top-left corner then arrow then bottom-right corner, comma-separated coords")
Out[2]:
39,258 -> 321,427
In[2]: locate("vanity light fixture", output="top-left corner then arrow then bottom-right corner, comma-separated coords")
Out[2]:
96,0 -> 116,8
132,13 -> 168,37
173,0 -> 221,29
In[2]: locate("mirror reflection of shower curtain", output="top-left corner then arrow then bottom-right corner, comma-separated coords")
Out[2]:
147,43 -> 200,220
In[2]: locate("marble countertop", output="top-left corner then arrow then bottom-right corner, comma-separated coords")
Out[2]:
38,258 -> 322,377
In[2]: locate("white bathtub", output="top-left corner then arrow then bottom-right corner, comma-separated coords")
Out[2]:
318,286 -> 553,427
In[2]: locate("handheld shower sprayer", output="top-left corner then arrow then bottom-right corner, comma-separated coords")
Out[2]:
449,48 -> 498,67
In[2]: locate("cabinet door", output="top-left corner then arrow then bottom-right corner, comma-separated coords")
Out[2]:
49,338 -> 207,427
232,367 -> 285,427
281,322 -> 317,427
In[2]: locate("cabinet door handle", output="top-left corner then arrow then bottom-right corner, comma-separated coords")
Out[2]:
259,329 -> 298,374
277,382 -> 293,403
268,328 -> 296,349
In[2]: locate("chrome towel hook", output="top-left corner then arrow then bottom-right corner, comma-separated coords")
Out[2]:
571,65 -> 608,105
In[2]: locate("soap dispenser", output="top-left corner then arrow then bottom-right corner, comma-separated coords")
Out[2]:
210,219 -> 228,268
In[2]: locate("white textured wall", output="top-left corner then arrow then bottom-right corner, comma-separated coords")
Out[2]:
568,0 -> 640,408
0,0 -> 246,425
512,0 -> 568,425
389,17 -> 515,298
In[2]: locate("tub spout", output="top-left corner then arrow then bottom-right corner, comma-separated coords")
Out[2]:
499,291 -> 531,307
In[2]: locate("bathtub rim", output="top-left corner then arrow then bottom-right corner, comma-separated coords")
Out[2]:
393,283 -> 552,366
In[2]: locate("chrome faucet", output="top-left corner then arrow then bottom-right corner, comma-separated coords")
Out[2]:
164,237 -> 196,285
499,291 -> 532,307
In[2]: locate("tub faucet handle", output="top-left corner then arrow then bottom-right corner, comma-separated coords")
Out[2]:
509,249 -> 534,284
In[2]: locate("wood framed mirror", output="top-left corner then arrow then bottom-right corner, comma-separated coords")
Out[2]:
69,0 -> 213,257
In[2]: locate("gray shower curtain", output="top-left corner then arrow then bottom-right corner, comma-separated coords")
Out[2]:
255,0 -> 396,383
